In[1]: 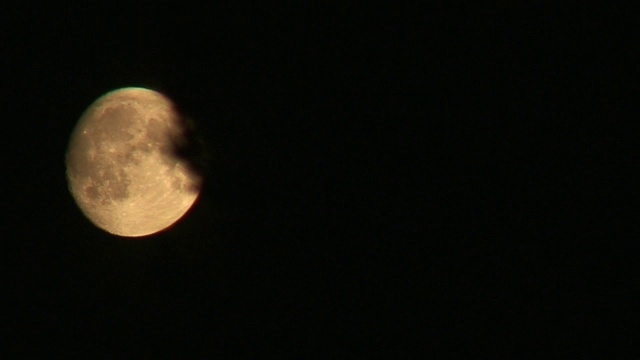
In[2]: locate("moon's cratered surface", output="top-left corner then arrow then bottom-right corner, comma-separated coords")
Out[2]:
66,87 -> 202,237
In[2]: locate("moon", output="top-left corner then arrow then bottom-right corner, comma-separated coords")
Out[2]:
66,87 -> 202,237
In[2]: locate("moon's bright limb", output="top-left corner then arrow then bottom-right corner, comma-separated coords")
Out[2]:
66,87 -> 202,237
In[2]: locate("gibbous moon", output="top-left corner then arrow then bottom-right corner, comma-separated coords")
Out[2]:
66,87 -> 202,237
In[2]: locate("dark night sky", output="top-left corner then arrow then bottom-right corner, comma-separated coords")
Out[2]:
1,2 -> 634,358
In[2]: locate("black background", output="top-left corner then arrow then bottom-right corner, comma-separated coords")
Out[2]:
1,2 -> 634,358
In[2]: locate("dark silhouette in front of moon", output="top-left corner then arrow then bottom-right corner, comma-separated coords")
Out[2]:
66,87 -> 202,237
